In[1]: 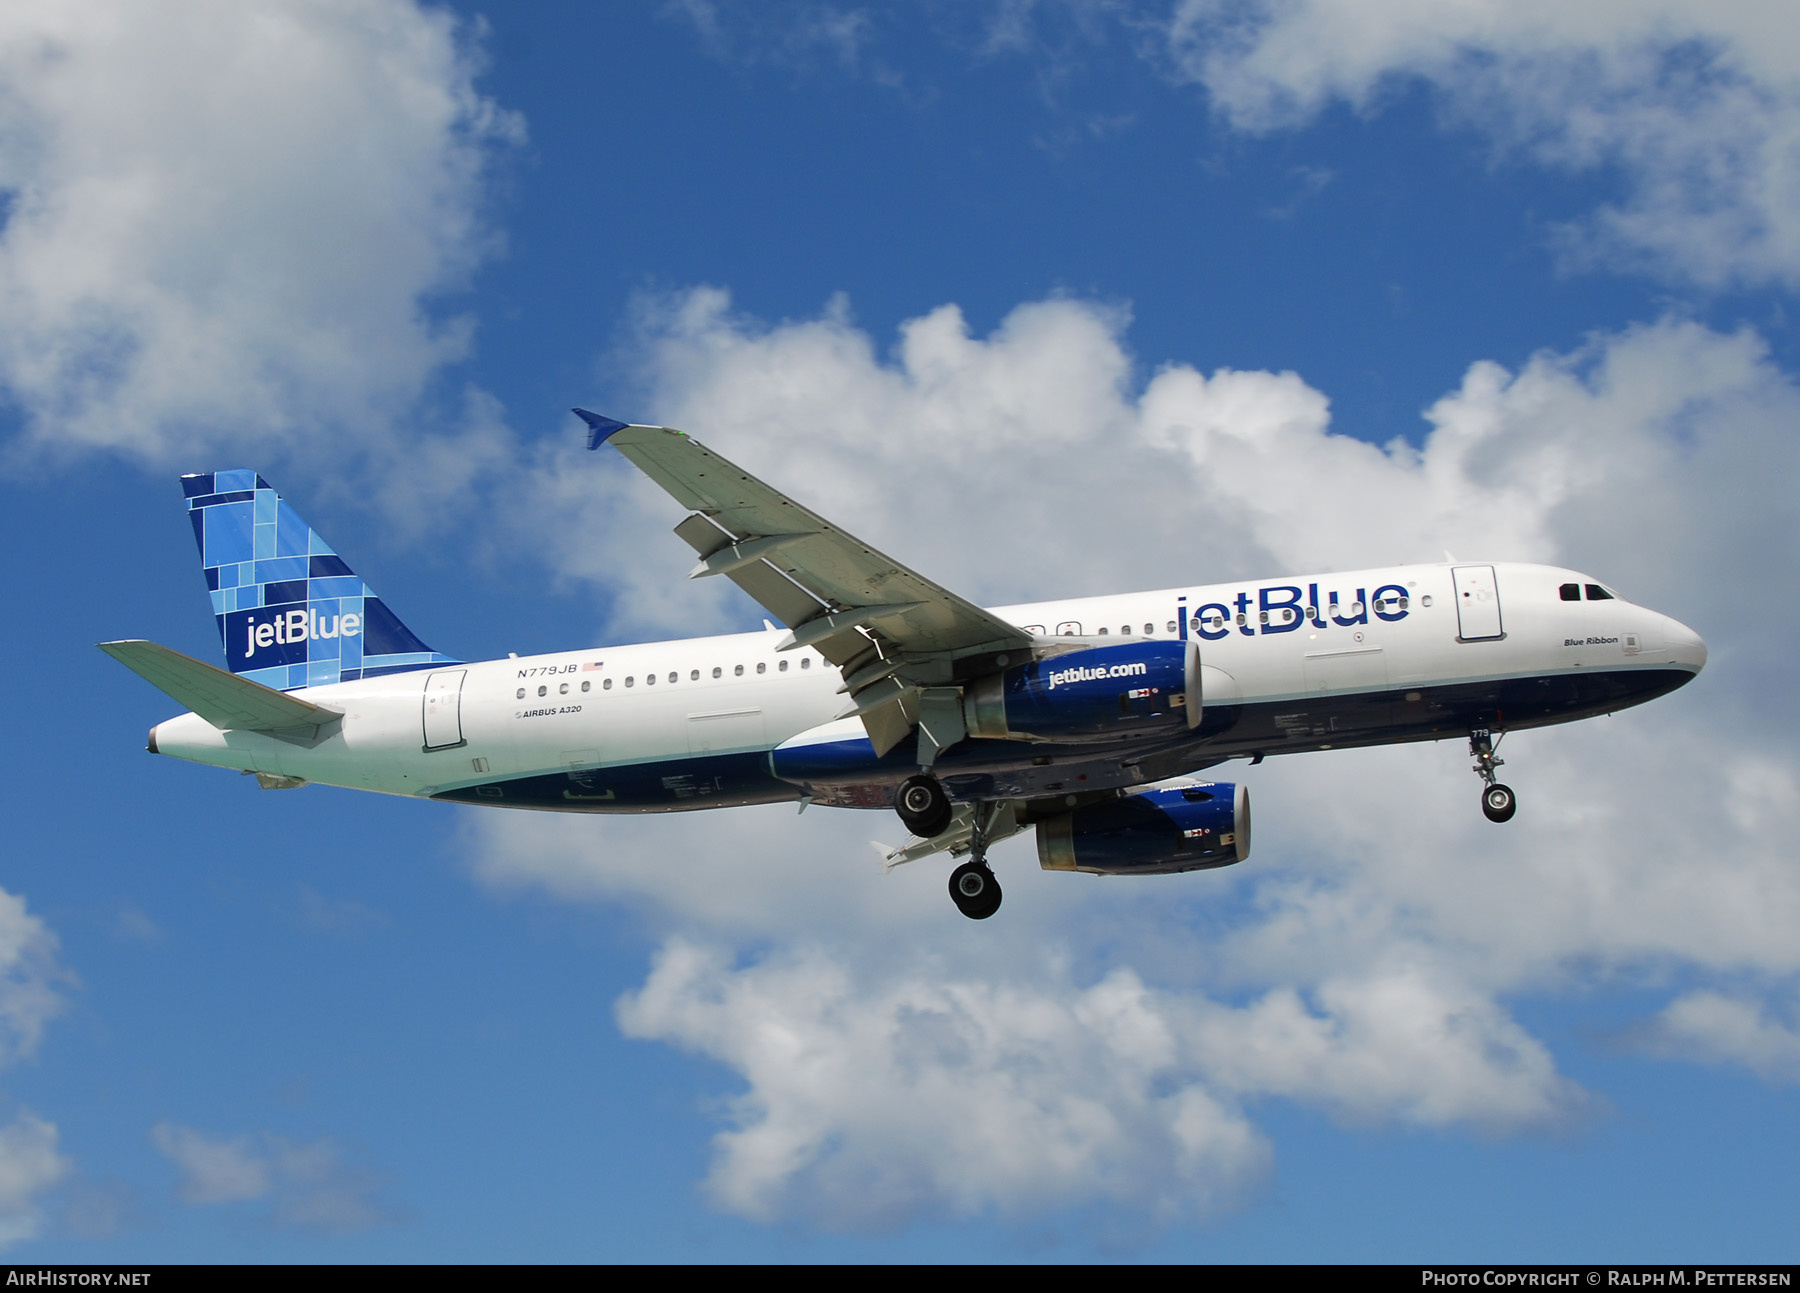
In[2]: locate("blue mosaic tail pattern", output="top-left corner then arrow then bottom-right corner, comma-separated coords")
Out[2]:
182,470 -> 458,691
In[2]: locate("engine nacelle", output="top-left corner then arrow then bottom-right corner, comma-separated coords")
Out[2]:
964,640 -> 1200,742
1036,782 -> 1250,875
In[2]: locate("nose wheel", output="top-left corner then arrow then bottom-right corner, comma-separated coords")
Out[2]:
1470,728 -> 1516,823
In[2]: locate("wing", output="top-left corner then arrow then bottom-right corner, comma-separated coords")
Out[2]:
576,411 -> 1032,757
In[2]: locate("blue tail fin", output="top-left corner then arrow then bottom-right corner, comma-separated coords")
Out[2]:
182,470 -> 458,691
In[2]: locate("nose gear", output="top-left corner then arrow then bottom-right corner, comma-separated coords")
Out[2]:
1470,728 -> 1517,823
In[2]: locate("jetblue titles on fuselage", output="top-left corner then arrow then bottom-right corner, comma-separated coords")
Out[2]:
1186,583 -> 1410,639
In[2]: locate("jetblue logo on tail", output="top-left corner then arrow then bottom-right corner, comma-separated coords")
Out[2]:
183,470 -> 457,691
243,610 -> 362,657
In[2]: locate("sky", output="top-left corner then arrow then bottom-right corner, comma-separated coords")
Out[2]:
2,0 -> 1798,1262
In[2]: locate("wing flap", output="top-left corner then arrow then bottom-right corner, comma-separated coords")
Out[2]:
99,640 -> 342,732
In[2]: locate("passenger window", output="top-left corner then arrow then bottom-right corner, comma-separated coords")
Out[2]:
1560,583 -> 1580,601
1120,625 -> 1131,635
690,670 -> 699,681
712,667 -> 721,679
667,672 -> 676,683
756,661 -> 766,674
1145,623 -> 1155,635
581,680 -> 591,692
1097,627 -> 1109,636
1585,584 -> 1613,600
625,677 -> 634,687
801,657 -> 811,669
779,659 -> 788,672
604,678 -> 613,690
646,673 -> 655,685
1165,621 -> 1176,633
559,683 -> 569,695
515,688 -> 525,700
537,685 -> 547,697
734,664 -> 743,676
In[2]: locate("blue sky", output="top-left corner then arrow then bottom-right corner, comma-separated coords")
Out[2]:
3,0 -> 1799,1261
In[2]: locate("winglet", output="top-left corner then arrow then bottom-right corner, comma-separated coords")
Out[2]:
572,409 -> 631,450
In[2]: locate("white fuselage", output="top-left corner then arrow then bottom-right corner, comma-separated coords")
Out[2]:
148,562 -> 1706,807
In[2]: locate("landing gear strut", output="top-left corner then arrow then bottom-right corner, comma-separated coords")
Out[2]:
1470,728 -> 1516,823
948,801 -> 1003,920
896,774 -> 953,838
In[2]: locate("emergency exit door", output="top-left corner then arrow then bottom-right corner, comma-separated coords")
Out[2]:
422,669 -> 468,750
1453,566 -> 1504,641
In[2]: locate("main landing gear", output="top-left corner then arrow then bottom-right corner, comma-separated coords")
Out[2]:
896,773 -> 953,838
893,774 -> 1004,919
949,859 -> 1002,920
1470,728 -> 1517,823
948,800 -> 1004,920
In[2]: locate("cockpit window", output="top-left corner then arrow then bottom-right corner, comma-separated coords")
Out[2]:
1559,583 -> 1580,601
1585,584 -> 1613,600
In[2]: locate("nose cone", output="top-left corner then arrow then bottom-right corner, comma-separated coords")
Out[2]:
1664,614 -> 1707,674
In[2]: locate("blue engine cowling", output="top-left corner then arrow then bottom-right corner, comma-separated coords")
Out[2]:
964,640 -> 1199,742
1036,782 -> 1250,875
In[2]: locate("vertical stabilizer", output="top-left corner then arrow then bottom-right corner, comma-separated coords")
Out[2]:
182,470 -> 457,691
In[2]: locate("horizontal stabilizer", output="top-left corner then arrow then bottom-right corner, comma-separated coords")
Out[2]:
98,640 -> 341,732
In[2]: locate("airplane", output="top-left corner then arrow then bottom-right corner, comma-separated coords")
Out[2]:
100,411 -> 1707,919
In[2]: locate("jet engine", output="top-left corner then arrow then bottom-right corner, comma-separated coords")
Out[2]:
1036,782 -> 1250,875
964,640 -> 1200,742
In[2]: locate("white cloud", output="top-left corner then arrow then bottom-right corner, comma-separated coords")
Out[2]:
668,3 -> 1800,287
0,887 -> 66,1065
0,887 -> 73,1247
0,0 -> 520,463
1160,0 -> 1800,287
665,2 -> 889,78
149,1123 -> 269,1205
469,290 -> 1800,1230
149,1122 -> 396,1234
1638,990 -> 1800,1082
617,941 -> 1271,1229
0,1113 -> 70,1248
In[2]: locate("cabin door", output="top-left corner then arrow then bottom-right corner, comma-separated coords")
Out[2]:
422,669 -> 468,751
1452,566 -> 1505,641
